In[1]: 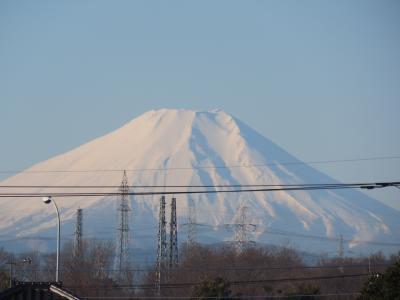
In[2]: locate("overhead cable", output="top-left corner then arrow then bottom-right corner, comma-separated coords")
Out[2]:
1,155 -> 399,175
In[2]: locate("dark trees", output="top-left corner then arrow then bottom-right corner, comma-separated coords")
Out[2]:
359,260 -> 400,299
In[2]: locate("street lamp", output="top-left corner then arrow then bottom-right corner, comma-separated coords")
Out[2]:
43,196 -> 60,282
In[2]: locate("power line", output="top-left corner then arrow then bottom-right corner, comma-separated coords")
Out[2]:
0,181 -> 400,197
2,220 -> 400,247
1,181 -> 397,188
1,155 -> 399,175
2,232 -> 398,247
261,228 -> 400,247
0,181 -> 398,197
1,182 -> 398,250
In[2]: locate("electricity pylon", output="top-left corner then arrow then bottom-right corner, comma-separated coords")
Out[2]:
187,197 -> 197,247
338,234 -> 344,258
156,195 -> 167,294
74,208 -> 83,258
116,170 -> 131,280
169,197 -> 178,267
226,205 -> 256,253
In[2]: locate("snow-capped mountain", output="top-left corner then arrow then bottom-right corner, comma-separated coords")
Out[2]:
0,109 -> 399,254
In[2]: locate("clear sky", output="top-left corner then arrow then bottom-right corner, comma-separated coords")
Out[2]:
1,1 -> 399,209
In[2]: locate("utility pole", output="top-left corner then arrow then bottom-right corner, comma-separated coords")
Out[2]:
74,208 -> 83,258
169,197 -> 178,268
116,170 -> 131,280
156,195 -> 167,294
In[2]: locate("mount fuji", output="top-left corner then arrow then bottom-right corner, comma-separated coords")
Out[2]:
0,109 -> 399,255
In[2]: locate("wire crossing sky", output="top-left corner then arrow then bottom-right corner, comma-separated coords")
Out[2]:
0,0 -> 399,209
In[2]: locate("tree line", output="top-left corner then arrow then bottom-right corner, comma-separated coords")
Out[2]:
0,242 -> 399,299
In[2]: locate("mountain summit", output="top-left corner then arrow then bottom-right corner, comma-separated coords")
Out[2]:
1,109 -> 399,254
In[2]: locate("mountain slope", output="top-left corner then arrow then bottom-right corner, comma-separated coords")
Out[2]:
0,109 -> 399,254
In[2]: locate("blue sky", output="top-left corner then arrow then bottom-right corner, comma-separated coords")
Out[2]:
1,0 -> 399,209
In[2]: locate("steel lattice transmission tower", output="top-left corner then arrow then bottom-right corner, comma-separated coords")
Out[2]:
156,195 -> 167,293
338,234 -> 344,258
74,208 -> 83,258
187,197 -> 197,247
116,170 -> 131,276
233,205 -> 256,253
169,197 -> 178,267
